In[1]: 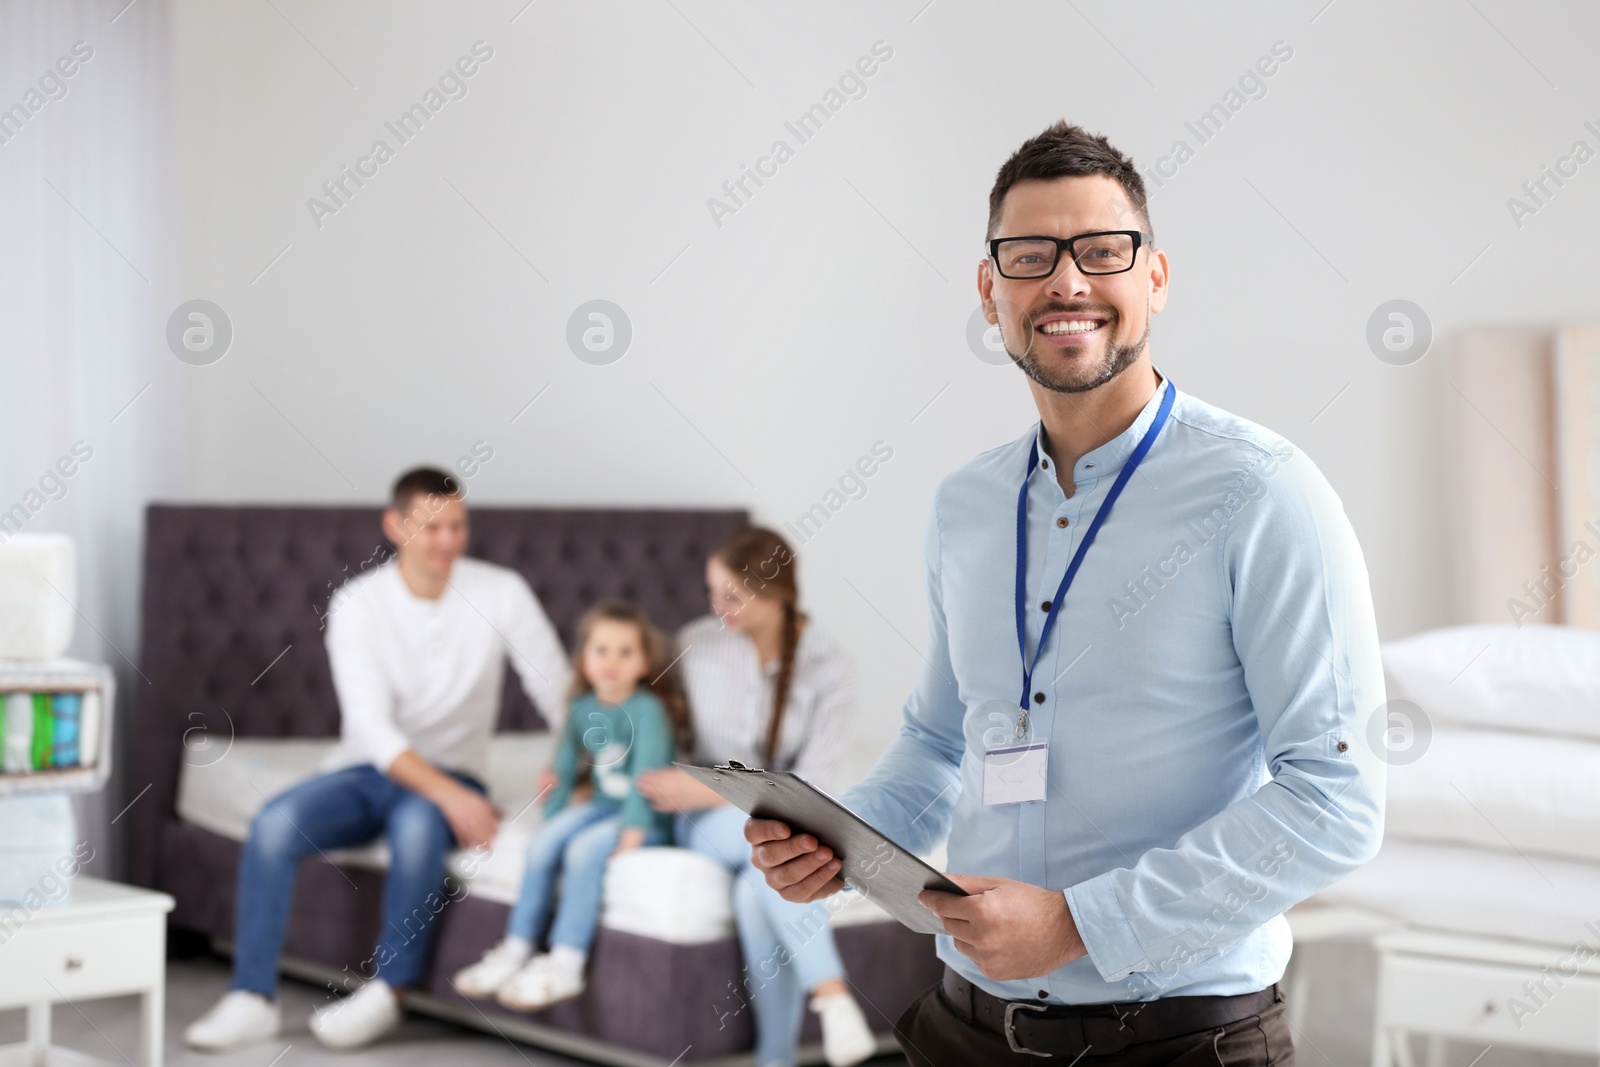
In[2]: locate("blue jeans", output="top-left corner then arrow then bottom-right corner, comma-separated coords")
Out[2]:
677,804 -> 848,1067
231,763 -> 485,997
506,800 -> 666,953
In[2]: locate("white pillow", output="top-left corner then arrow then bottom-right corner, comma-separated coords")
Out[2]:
1381,623 -> 1600,739
1386,727 -> 1600,863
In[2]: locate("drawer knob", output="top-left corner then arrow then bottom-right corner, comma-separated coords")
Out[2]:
65,957 -> 83,971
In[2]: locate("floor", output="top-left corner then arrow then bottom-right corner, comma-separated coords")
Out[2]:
1,943 -> 1593,1067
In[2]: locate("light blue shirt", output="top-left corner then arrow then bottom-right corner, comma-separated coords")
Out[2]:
838,371 -> 1385,1003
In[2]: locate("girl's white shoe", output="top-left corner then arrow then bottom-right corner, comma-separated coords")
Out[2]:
452,937 -> 532,998
495,952 -> 587,1011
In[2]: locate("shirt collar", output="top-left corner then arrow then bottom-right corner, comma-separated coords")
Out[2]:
1031,367 -> 1170,484
386,559 -> 451,607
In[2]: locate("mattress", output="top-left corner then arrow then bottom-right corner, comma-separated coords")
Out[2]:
0,533 -> 77,659
1382,623 -> 1600,740
1316,838 -> 1600,948
176,735 -> 898,943
1385,726 -> 1600,864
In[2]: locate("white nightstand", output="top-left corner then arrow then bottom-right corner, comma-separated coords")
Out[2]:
1371,927 -> 1600,1067
0,877 -> 175,1067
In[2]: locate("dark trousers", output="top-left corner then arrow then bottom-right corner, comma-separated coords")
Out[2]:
894,970 -> 1295,1066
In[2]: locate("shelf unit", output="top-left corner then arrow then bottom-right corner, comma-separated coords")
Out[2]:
0,659 -> 114,797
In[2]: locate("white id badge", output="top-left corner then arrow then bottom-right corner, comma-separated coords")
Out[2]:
983,741 -> 1049,805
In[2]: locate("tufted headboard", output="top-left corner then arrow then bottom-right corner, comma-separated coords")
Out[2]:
128,503 -> 747,891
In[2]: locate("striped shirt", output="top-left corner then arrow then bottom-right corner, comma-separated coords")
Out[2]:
676,613 -> 856,794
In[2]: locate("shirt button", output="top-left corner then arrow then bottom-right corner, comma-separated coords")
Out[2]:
1033,692 -> 1045,704
1040,600 -> 1051,612
1056,517 -> 1068,528
1038,989 -> 1049,999
1337,740 -> 1349,752
1041,458 -> 1050,469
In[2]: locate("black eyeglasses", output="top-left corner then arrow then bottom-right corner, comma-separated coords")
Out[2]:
988,230 -> 1151,279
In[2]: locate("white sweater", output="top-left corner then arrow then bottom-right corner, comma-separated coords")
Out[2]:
321,557 -> 571,781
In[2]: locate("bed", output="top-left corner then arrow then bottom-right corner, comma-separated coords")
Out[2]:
172,733 -> 909,943
128,504 -> 942,1066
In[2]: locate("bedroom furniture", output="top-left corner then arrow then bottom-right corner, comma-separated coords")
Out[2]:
0,561 -> 115,906
0,876 -> 175,1067
1370,928 -> 1600,1067
1277,327 -> 1600,1062
177,730 -> 924,1062
0,659 -> 113,797
1313,620 -> 1600,1065
1279,903 -> 1398,1037
129,504 -> 942,1066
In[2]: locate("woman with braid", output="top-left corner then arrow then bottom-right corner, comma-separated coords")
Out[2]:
635,527 -> 875,1067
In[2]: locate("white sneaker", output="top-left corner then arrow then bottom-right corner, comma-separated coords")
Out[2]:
810,990 -> 876,1067
183,990 -> 282,1051
495,954 -> 586,1011
308,978 -> 402,1050
453,938 -> 532,998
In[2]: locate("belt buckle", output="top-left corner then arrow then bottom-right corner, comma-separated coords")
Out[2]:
1003,1001 -> 1054,1057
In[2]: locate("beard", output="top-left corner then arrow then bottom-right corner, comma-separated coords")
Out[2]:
1002,304 -> 1150,395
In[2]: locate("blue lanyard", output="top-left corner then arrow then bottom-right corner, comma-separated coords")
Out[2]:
1015,381 -> 1176,714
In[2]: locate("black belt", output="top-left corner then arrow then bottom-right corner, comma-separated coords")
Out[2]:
940,966 -> 1281,1058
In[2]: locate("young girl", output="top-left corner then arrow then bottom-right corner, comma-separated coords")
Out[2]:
452,601 -> 691,1010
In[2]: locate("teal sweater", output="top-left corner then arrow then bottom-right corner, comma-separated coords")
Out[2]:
543,689 -> 675,840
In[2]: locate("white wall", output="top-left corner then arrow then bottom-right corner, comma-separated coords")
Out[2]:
1,0 -> 181,875
159,0 -> 1599,776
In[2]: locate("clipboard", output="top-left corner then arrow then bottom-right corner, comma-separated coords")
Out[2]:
675,759 -> 966,936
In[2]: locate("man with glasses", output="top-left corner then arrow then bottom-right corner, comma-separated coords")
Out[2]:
746,120 -> 1384,1064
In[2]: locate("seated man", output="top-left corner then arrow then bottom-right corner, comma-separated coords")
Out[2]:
184,467 -> 572,1052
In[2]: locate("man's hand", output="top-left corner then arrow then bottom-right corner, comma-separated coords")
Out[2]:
636,767 -> 725,813
611,826 -> 648,857
388,749 -> 500,850
918,873 -> 1088,981
745,818 -> 846,902
436,785 -> 500,850
535,764 -> 558,802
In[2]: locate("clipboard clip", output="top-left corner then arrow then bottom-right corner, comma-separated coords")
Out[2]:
716,759 -> 766,773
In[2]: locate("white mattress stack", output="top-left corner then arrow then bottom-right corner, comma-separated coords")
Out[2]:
1318,623 -> 1600,946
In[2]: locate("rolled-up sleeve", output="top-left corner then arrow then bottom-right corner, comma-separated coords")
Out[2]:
1064,444 -> 1386,983
838,486 -> 966,857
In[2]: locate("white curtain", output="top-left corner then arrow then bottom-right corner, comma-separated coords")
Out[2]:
0,0 -> 185,877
